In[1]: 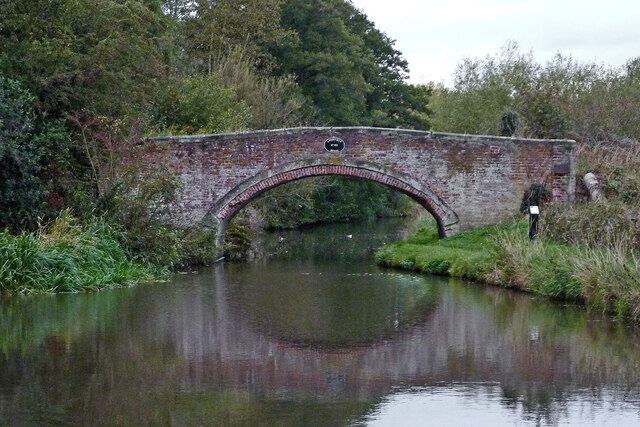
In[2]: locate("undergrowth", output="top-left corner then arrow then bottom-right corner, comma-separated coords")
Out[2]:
376,216 -> 640,322
375,217 -> 517,280
0,211 -> 153,294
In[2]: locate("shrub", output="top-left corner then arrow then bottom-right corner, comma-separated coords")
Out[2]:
153,75 -> 250,135
0,211 -> 151,294
0,75 -> 71,231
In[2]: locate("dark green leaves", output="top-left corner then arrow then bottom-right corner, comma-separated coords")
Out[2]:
0,76 -> 70,231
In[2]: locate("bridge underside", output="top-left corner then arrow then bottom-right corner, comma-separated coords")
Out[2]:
135,127 -> 576,254
203,160 -> 461,250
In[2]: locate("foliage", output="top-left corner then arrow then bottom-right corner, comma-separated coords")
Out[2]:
0,0 -> 171,119
211,49 -> 304,130
430,41 -> 640,142
98,165 -> 218,268
176,0 -> 292,73
224,224 -> 254,261
570,244 -> 640,319
430,42 -> 537,135
492,226 -> 640,318
153,74 -> 250,135
0,75 -> 71,231
236,177 -> 417,230
178,226 -> 219,266
539,139 -> 640,252
0,0 -> 172,231
376,217 -> 640,322
0,211 -> 152,294
541,202 -> 640,249
270,0 -> 430,127
491,228 -> 583,300
576,139 -> 640,205
152,49 -> 304,134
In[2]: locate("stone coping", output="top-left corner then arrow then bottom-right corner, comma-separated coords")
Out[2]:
145,126 -> 576,146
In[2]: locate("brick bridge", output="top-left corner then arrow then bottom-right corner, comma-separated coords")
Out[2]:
140,127 -> 576,248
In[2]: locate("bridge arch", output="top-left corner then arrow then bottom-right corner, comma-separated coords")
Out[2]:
204,158 -> 460,249
138,127 -> 576,252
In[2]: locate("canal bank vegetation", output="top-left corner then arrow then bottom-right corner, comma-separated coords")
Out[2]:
0,211 -> 152,294
376,215 -> 640,321
2,1 -> 640,294
376,42 -> 640,321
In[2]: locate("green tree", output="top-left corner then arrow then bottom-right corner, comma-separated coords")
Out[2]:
154,74 -> 250,135
0,0 -> 173,221
0,0 -> 171,119
347,10 -> 430,129
271,0 -> 429,127
430,42 -> 537,135
0,75 -> 71,231
272,0 -> 368,124
178,0 -> 292,74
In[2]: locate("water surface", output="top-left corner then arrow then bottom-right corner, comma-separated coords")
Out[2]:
1,219 -> 640,426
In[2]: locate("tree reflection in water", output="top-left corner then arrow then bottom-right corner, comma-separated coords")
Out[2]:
1,220 -> 640,426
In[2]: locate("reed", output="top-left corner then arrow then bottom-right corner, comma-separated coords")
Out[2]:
0,211 -> 152,294
571,241 -> 640,319
377,216 -> 640,322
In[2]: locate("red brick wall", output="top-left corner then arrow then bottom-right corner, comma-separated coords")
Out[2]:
139,127 -> 576,237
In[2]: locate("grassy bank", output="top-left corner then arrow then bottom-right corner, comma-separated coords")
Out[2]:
375,217 -> 640,321
0,212 -> 154,294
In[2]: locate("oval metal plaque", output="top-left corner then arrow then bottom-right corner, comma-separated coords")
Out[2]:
324,137 -> 345,152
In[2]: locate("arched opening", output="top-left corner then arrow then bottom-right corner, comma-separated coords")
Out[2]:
202,159 -> 459,252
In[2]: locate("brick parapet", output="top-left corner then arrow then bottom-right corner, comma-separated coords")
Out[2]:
135,127 -> 576,241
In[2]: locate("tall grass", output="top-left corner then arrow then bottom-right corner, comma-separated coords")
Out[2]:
571,242 -> 640,319
376,216 -> 640,322
491,229 -> 582,301
0,211 -> 152,294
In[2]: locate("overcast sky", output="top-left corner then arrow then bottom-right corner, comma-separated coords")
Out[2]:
350,0 -> 640,86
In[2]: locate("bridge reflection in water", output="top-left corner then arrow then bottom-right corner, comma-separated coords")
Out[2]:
1,222 -> 640,426
167,267 -> 640,419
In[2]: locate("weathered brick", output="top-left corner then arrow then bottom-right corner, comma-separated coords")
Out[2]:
133,127 -> 576,244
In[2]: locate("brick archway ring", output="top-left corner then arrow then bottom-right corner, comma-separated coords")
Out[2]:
204,159 -> 460,251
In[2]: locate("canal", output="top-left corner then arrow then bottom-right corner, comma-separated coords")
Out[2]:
1,219 -> 640,426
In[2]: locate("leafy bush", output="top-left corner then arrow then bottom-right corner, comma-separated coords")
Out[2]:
0,75 -> 71,231
224,224 -> 254,261
98,166 -> 218,268
153,75 -> 250,135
